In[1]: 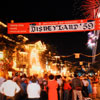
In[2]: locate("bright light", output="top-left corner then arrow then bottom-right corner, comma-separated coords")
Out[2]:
88,31 -> 94,38
0,51 -> 3,59
87,38 -> 96,49
12,59 -> 19,71
30,48 -> 42,75
35,41 -> 46,52
30,49 -> 40,66
79,61 -> 83,65
50,69 -> 57,75
87,31 -> 98,49
46,65 -> 50,72
29,41 -> 46,75
61,67 -> 67,76
0,21 -> 7,27
98,12 -> 100,18
8,72 -> 12,77
74,53 -> 80,58
19,52 -> 28,55
54,56 -> 60,59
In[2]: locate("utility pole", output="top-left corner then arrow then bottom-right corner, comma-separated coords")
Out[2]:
92,7 -> 100,64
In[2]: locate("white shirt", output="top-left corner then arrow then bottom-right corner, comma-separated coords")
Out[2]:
27,82 -> 41,98
82,79 -> 89,86
0,80 -> 20,97
57,78 -> 63,86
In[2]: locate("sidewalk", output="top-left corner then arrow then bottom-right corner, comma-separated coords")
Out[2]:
91,96 -> 100,100
85,97 -> 100,100
93,97 -> 100,100
96,83 -> 100,100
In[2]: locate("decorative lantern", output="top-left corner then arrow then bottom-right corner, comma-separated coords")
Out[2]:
79,61 -> 83,65
74,53 -> 80,58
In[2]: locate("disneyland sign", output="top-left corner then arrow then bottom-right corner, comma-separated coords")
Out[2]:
7,19 -> 100,34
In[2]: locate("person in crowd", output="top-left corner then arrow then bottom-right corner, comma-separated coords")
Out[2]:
38,76 -> 43,86
27,75 -> 41,100
87,76 -> 92,98
13,72 -> 20,82
42,74 -> 48,92
63,78 -> 72,100
95,75 -> 99,83
40,74 -> 48,100
62,76 -> 67,100
47,74 -> 58,100
20,78 -> 27,100
56,75 -> 63,100
0,77 -> 20,100
13,76 -> 25,100
27,76 -> 33,84
21,78 -> 27,94
92,77 -> 97,99
82,77 -> 89,97
71,73 -> 83,100
0,76 -> 6,100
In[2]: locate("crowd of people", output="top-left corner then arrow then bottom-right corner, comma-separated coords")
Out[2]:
0,72 -> 99,100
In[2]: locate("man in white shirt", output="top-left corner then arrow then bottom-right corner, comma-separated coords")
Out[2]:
27,76 -> 41,100
0,78 -> 20,100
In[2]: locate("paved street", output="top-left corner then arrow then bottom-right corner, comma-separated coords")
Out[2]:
96,83 -> 100,100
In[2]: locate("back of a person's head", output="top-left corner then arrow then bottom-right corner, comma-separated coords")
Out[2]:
44,74 -> 48,79
32,76 -> 37,83
64,76 -> 66,79
21,78 -> 26,82
15,72 -> 19,76
49,74 -> 54,80
8,77 -> 13,80
22,74 -> 27,78
57,75 -> 61,79
74,73 -> 78,77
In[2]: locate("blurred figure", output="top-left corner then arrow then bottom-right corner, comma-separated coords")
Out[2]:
20,78 -> 27,100
27,76 -> 33,84
87,76 -> 92,97
71,73 -> 83,100
0,77 -> 20,100
21,78 -> 27,94
27,76 -> 41,100
42,74 -> 48,92
56,75 -> 63,100
92,81 -> 97,99
40,74 -> 48,100
13,76 -> 25,100
0,76 -> 6,100
63,78 -> 72,100
82,77 -> 89,97
48,74 -> 58,100
92,76 -> 97,99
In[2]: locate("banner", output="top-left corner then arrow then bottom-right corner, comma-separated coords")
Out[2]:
7,18 -> 100,34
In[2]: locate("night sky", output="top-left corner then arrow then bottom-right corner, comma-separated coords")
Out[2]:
0,0 -> 92,59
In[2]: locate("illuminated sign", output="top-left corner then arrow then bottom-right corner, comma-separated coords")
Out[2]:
7,18 -> 100,34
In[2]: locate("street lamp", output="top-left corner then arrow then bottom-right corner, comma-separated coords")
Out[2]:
0,21 -> 7,28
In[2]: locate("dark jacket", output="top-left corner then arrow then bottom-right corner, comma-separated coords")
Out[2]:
71,77 -> 83,90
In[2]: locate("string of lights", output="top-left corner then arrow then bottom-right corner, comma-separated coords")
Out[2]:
61,52 -> 100,58
61,54 -> 74,58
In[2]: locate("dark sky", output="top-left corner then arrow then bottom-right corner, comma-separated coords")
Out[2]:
0,0 -> 92,58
